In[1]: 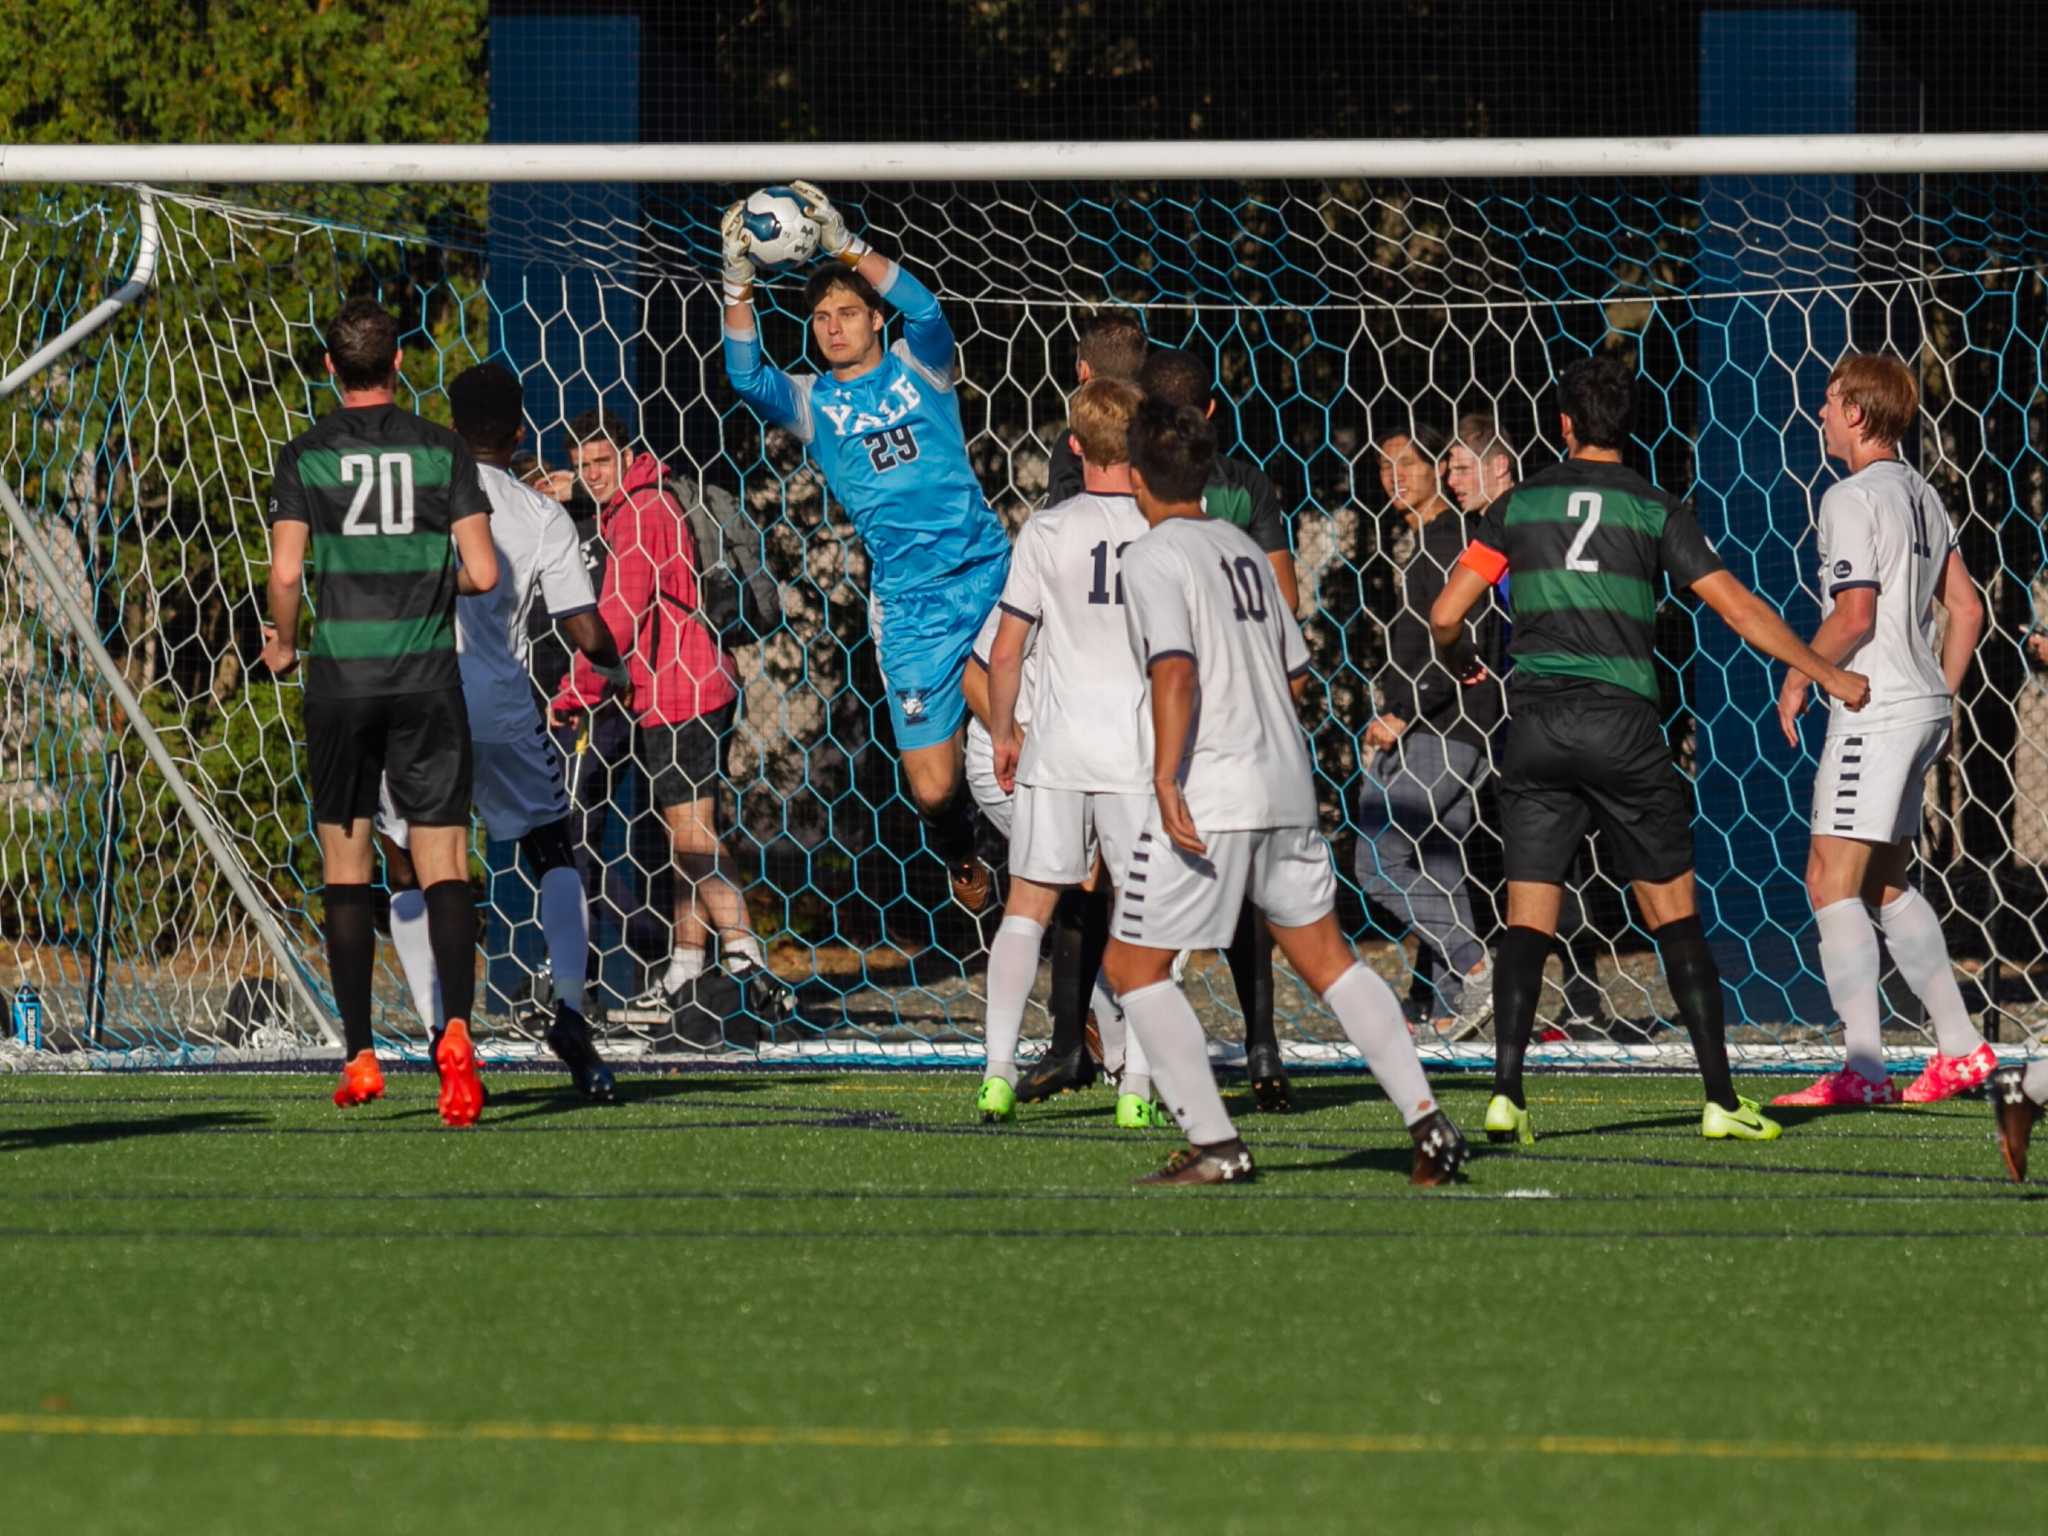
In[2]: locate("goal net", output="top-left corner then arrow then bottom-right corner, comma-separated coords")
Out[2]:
2,147 -> 2044,1069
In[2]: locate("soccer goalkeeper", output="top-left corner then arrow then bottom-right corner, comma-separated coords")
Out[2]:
722,182 -> 1009,912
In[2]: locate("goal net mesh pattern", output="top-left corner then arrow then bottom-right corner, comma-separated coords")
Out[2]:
1,169 -> 2044,1066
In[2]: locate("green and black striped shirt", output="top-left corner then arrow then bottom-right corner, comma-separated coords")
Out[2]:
268,404 -> 490,699
1465,459 -> 1722,704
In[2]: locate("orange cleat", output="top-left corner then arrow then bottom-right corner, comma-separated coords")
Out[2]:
1902,1042 -> 1997,1104
333,1049 -> 385,1109
434,1018 -> 485,1128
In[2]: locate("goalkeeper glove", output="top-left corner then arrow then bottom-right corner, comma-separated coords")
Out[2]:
719,201 -> 754,306
788,179 -> 868,265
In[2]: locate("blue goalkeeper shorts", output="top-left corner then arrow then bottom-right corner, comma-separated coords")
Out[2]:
869,553 -> 1009,752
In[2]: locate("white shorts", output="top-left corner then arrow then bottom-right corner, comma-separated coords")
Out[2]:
377,732 -> 571,847
1009,786 -> 1150,889
1112,820 -> 1336,951
1811,719 -> 1948,844
965,728 -> 1013,837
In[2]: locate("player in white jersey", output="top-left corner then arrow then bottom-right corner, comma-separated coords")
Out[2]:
1097,400 -> 1469,1187
377,364 -> 634,1102
1773,353 -> 1989,1110
974,380 -> 1161,1128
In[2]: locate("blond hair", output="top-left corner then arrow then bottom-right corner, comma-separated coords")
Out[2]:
1829,353 -> 1918,446
1068,377 -> 1146,469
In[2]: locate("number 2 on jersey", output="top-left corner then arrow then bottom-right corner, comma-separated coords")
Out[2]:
339,452 -> 416,536
1565,491 -> 1602,573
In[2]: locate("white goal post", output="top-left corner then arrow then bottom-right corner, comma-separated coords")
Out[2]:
2,134 -> 2046,1070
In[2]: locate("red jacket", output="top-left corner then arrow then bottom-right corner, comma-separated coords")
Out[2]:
551,454 -> 738,727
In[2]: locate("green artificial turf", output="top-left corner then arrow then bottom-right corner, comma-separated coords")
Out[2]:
2,1068 -> 2045,1535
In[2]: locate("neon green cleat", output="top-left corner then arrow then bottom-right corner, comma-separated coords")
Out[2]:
1115,1092 -> 1163,1129
977,1078 -> 1016,1124
1484,1093 -> 1533,1146
1701,1095 -> 1781,1141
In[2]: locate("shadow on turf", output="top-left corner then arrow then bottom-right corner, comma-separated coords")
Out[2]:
393,1073 -> 829,1126
0,1110 -> 265,1153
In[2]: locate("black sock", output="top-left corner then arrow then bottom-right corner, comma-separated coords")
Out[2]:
922,783 -> 975,867
1045,887 -> 1090,1056
423,878 -> 477,1028
1079,880 -> 1112,1022
323,883 -> 377,1058
1226,900 -> 1277,1054
1653,914 -> 1738,1110
1490,925 -> 1553,1109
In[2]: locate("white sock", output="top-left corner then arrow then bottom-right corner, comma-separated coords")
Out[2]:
388,887 -> 440,1032
665,946 -> 707,991
723,931 -> 766,970
1121,979 -> 1236,1145
2024,1060 -> 2048,1106
538,865 -> 588,1015
983,914 -> 1044,1088
1815,897 -> 1885,1083
1093,967 -> 1129,1076
1876,888 -> 1983,1059
1323,962 -> 1436,1126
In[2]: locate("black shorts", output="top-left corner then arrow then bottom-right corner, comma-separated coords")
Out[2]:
305,687 -> 472,828
638,704 -> 734,811
1499,688 -> 1693,885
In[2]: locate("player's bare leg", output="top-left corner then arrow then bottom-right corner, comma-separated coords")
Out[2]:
660,798 -> 793,1027
1263,912 -> 1466,1185
319,817 -> 385,1109
1992,1063 -> 2048,1182
902,731 -> 990,911
1103,939 -> 1252,1184
410,822 -> 484,1127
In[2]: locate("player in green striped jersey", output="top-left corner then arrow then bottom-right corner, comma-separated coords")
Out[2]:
262,298 -> 500,1126
1430,356 -> 1869,1144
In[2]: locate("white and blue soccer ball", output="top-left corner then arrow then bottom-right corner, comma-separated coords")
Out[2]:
742,186 -> 820,272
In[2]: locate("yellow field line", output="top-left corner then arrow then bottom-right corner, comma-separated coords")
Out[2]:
2,1413 -> 2045,1466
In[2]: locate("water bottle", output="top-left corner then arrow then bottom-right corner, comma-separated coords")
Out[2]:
11,984 -> 42,1050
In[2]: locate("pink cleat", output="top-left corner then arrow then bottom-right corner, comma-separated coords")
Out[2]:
1772,1071 -> 1901,1108
1902,1042 -> 1997,1104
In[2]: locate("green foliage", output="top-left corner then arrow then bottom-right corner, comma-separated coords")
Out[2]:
0,2 -> 488,949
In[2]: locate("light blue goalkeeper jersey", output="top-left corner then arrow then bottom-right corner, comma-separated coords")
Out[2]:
723,264 -> 1008,601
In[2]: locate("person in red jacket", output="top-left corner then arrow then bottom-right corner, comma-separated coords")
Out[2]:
550,407 -> 790,1019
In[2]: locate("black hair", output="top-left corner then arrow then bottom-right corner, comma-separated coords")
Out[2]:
1555,356 -> 1635,450
1374,417 -> 1452,462
803,263 -> 885,318
448,362 -> 524,452
325,297 -> 401,391
566,406 -> 633,451
1137,347 -> 1210,412
1128,397 -> 1216,503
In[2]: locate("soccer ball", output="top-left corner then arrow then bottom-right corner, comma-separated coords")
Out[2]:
742,187 -> 820,272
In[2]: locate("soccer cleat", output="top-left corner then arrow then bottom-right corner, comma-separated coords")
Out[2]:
1115,1091 -> 1164,1129
1771,1070 -> 1901,1108
1902,1042 -> 1997,1104
1135,1138 -> 1255,1186
1991,1066 -> 2041,1183
1701,1095 -> 1781,1141
726,960 -> 798,1025
544,1002 -> 617,1105
1409,1110 -> 1471,1186
949,857 -> 994,913
434,1018 -> 485,1128
1483,1093 -> 1533,1146
332,1049 -> 384,1109
1014,1044 -> 1098,1103
628,978 -> 687,1014
977,1077 -> 1016,1124
1246,1039 -> 1292,1113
